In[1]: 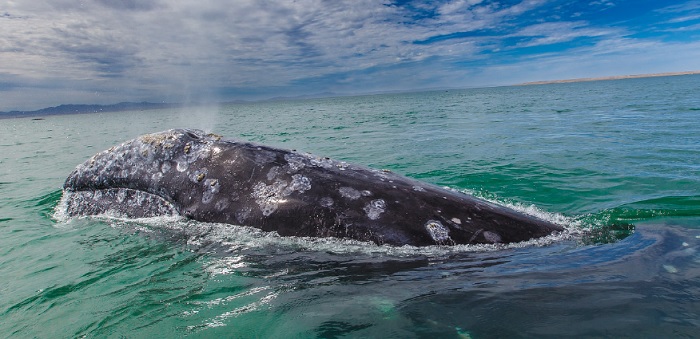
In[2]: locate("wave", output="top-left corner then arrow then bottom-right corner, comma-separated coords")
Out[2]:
576,195 -> 700,225
616,195 -> 700,218
35,190 -> 64,216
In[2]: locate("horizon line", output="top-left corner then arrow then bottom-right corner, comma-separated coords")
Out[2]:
3,70 -> 699,117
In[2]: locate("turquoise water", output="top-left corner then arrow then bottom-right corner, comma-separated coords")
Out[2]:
1,75 -> 700,337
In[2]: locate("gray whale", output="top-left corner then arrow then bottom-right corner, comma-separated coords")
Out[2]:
61,129 -> 563,246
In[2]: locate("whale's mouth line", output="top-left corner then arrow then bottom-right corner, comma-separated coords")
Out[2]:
57,187 -> 181,220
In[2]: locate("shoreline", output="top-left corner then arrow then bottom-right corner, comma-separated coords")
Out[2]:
517,71 -> 700,86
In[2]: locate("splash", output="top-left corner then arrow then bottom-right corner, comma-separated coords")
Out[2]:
53,183 -> 607,256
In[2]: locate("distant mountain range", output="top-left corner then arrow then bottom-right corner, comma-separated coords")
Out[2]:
0,96 -> 341,119
0,93 -> 347,119
0,102 -> 177,119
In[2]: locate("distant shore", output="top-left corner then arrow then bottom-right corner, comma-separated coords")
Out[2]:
0,102 -> 179,119
518,70 -> 700,86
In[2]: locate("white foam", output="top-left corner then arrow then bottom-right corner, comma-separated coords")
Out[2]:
53,186 -> 583,257
457,188 -> 584,231
52,192 -> 73,224
75,213 -> 579,258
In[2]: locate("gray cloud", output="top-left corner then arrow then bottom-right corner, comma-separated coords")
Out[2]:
95,0 -> 161,11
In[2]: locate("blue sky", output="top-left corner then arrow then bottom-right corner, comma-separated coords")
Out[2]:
2,0 -> 700,111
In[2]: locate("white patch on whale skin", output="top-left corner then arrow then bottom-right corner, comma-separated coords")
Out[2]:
425,220 -> 453,245
336,161 -> 348,170
161,162 -> 172,173
289,174 -> 311,192
202,178 -> 221,204
210,146 -> 222,159
339,187 -> 361,200
412,185 -> 425,192
252,180 -> 288,216
284,153 -> 306,172
251,175 -> 312,216
309,156 -> 334,169
176,159 -> 189,172
364,199 -> 386,220
451,217 -> 462,225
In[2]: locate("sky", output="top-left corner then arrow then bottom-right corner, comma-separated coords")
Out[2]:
2,0 -> 700,111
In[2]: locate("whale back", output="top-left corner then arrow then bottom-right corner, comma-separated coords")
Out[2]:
62,129 -> 563,246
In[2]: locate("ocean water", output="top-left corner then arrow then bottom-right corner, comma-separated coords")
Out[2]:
1,75 -> 699,338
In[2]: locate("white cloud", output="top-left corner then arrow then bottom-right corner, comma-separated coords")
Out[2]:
666,13 -> 700,24
0,0 -> 698,111
508,21 -> 617,48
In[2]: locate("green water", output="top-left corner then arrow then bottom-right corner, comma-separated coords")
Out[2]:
1,75 -> 700,337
